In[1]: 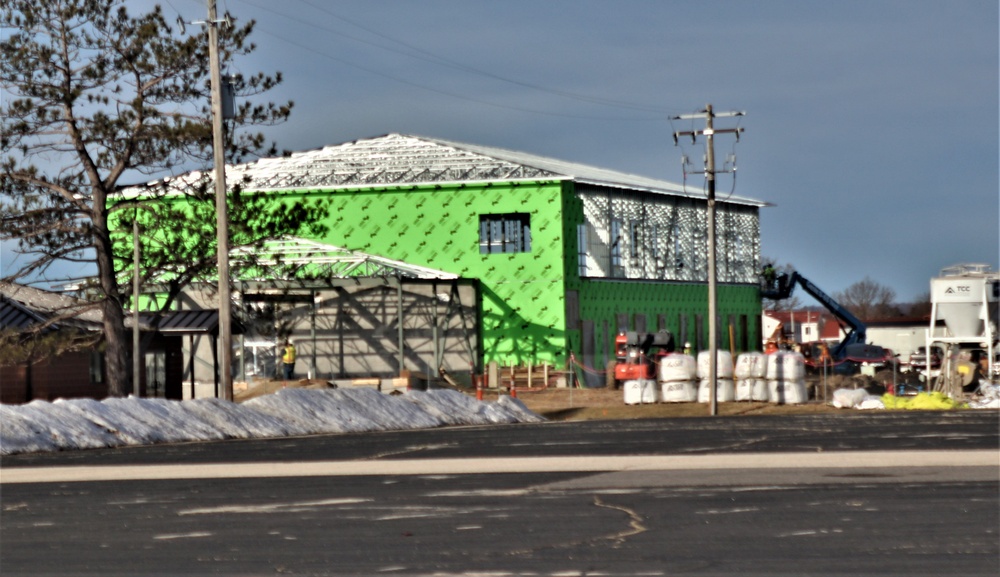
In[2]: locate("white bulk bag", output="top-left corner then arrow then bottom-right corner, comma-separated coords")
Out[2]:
698,378 -> 735,403
657,354 -> 697,383
623,379 -> 657,405
765,351 -> 806,381
696,350 -> 734,379
660,380 -> 697,403
767,379 -> 808,404
735,378 -> 769,402
735,352 -> 768,380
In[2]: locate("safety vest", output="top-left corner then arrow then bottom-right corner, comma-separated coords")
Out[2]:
283,344 -> 296,364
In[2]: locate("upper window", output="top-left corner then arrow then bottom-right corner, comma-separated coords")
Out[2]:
610,219 -> 624,277
479,213 -> 531,254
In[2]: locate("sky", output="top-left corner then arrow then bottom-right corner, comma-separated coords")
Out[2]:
2,0 -> 997,302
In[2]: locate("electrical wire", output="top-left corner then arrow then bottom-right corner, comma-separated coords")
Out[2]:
285,0 -> 685,115
250,25 -> 664,122
231,0 -> 682,120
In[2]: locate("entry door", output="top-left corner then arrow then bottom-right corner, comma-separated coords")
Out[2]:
145,351 -> 166,398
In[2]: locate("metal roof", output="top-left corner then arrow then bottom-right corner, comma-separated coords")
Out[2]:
0,296 -> 50,332
142,309 -> 241,335
132,133 -> 766,207
231,237 -> 458,280
0,282 -> 240,336
0,282 -> 105,331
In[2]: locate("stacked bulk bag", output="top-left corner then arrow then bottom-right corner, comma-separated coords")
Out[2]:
623,379 -> 658,405
658,353 -> 697,402
765,351 -> 808,404
696,350 -> 735,403
735,351 -> 769,401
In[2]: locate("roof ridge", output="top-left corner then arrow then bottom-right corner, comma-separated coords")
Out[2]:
128,133 -> 766,207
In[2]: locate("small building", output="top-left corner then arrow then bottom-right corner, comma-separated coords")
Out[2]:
0,282 -> 108,403
863,317 -> 946,365
763,309 -> 844,348
1,282 -> 235,403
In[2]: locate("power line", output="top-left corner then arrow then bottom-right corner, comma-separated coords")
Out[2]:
250,25 -> 663,122
233,0 -> 684,119
289,0 -> 685,115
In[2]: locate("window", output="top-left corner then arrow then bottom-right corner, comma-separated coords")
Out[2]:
629,220 -> 640,264
672,224 -> 684,271
89,351 -> 104,384
479,213 -> 531,254
610,219 -> 623,274
577,223 -> 588,277
145,351 -> 166,398
651,224 -> 660,262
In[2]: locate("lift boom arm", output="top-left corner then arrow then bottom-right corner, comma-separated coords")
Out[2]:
763,271 -> 867,358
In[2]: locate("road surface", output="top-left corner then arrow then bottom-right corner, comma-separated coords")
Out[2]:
2,412 -> 998,576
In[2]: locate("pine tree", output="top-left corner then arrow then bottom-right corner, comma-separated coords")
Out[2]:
1,0 -> 324,395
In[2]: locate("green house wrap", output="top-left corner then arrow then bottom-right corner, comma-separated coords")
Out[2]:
128,134 -> 767,385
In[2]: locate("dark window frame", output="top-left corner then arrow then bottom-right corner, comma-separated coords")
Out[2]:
479,213 -> 532,254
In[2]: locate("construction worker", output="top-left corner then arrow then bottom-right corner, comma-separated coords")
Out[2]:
282,339 -> 296,380
762,264 -> 776,289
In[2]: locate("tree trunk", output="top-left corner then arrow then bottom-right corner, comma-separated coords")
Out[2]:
102,296 -> 130,397
93,206 -> 130,397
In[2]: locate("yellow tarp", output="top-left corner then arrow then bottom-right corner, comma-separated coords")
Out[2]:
880,391 -> 966,411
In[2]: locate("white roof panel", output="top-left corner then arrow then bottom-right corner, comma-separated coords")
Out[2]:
131,133 -> 766,207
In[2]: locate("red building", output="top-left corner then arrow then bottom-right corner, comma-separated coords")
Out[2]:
1,282 -> 229,404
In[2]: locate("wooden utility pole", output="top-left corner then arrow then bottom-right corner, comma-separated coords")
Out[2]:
207,0 -> 233,400
673,104 -> 744,416
133,211 -> 141,396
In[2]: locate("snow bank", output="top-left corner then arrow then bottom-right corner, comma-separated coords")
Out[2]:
0,388 -> 544,456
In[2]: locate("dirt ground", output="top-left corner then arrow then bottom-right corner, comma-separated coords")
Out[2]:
234,377 -> 850,421
508,386 -> 842,420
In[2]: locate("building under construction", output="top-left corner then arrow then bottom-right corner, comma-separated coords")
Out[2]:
137,133 -> 767,391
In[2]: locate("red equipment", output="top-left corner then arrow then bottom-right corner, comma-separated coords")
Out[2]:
614,330 -> 675,383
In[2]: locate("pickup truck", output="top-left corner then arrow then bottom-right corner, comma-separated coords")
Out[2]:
908,346 -> 942,372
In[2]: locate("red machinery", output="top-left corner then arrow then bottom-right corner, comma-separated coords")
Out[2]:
614,330 -> 675,382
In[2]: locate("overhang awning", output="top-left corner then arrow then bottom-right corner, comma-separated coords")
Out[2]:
142,309 -> 244,336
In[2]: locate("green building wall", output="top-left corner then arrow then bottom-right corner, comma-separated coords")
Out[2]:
559,185 -> 761,376
275,179 -> 761,376
125,177 -> 762,380
280,180 -> 571,370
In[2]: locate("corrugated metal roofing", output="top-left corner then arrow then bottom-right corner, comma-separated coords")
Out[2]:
132,133 -> 767,207
141,309 -> 243,335
0,296 -> 50,331
0,282 -> 104,331
1,282 -> 237,336
147,309 -> 219,334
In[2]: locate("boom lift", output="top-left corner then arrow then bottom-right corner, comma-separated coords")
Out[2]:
762,271 -> 889,369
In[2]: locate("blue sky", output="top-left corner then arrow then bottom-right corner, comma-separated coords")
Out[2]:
3,0 -> 997,302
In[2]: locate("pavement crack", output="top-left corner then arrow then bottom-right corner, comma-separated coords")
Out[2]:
502,495 -> 648,558
593,495 -> 647,545
362,443 -> 454,460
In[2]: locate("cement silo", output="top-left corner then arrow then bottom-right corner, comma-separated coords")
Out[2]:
927,264 -> 999,394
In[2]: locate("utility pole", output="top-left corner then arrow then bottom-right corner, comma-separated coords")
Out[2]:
206,0 -> 233,401
673,104 -> 744,416
133,211 -> 141,397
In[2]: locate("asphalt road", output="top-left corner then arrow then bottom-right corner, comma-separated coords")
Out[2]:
2,412 -> 998,576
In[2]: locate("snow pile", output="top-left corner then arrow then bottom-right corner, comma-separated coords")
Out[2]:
0,389 -> 544,456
